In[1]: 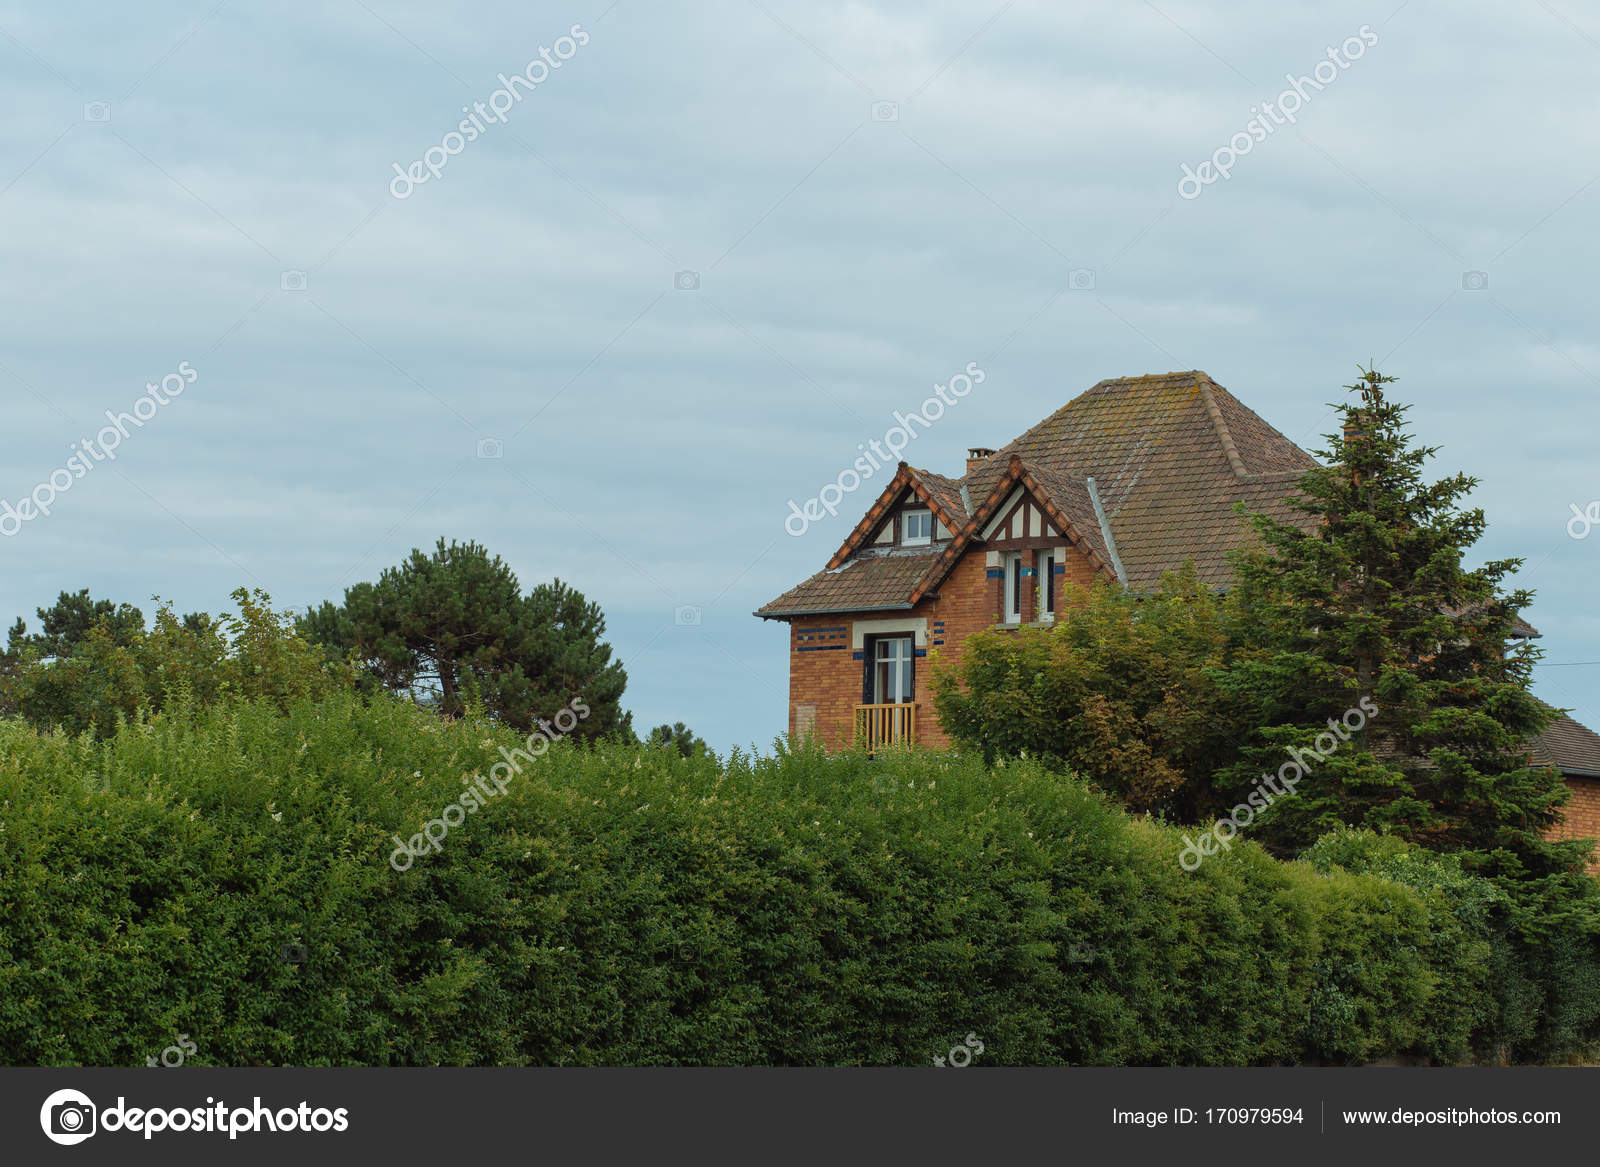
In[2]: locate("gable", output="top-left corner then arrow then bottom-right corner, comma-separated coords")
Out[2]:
865,488 -> 958,547
825,464 -> 968,571
978,487 -> 1064,544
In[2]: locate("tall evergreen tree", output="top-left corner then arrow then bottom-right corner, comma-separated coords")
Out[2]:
300,538 -> 628,738
1219,367 -> 1584,882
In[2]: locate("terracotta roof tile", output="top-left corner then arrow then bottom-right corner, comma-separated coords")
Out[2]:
912,467 -> 969,524
1530,711 -> 1600,777
755,552 -> 937,616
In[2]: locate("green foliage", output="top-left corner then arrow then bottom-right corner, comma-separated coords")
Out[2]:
931,564 -> 1247,817
5,588 -> 146,660
0,589 -> 349,737
4,694 -> 1586,1066
1303,829 -> 1600,1064
1222,367 -> 1582,881
299,538 -> 628,738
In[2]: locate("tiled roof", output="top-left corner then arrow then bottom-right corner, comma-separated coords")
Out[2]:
914,468 -> 969,527
966,371 -> 1319,591
1530,711 -> 1600,777
761,370 -> 1321,618
755,552 -> 936,616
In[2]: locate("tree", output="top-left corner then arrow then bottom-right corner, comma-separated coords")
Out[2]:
300,538 -> 628,738
5,589 -> 144,660
932,563 -> 1248,816
0,588 -> 347,736
1219,367 -> 1583,881
647,721 -> 713,760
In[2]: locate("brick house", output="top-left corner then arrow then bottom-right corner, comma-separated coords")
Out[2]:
755,371 -> 1600,860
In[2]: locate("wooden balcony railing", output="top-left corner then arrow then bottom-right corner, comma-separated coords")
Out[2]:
856,702 -> 916,751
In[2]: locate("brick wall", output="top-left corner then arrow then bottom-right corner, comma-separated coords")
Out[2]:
1548,776 -> 1600,873
786,617 -> 857,750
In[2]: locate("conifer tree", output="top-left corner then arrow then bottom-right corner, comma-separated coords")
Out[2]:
1220,368 -> 1584,883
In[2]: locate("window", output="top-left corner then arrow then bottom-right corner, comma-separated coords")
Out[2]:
902,509 -> 933,545
1003,552 -> 1023,623
872,636 -> 914,703
1041,553 -> 1056,618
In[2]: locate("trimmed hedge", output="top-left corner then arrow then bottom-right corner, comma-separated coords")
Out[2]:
0,693 -> 1593,1065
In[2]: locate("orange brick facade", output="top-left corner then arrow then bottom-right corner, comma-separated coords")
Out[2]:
1549,777 -> 1600,873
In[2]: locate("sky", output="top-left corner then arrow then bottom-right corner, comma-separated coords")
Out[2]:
2,0 -> 1598,754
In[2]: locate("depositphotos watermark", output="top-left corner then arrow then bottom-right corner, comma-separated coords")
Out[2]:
145,1033 -> 197,1068
1178,25 -> 1378,200
389,24 -> 590,199
784,361 -> 986,537
1179,696 -> 1378,871
932,1032 -> 985,1068
389,697 -> 589,870
1567,501 -> 1599,539
2,360 -> 198,538
39,1088 -> 349,1145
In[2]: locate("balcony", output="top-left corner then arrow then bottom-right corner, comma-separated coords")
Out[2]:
856,702 -> 916,751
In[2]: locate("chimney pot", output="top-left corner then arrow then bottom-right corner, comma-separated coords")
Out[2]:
966,447 -> 996,476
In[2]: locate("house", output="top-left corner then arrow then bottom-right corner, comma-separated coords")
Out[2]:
755,370 -> 1600,861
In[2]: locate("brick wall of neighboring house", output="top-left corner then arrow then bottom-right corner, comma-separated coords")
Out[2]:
785,537 -> 1104,750
1549,777 -> 1600,873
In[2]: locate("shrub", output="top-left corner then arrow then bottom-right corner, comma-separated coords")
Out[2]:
1,695 -> 1590,1065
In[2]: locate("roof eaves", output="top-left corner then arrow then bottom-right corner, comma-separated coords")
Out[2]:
754,601 -> 916,620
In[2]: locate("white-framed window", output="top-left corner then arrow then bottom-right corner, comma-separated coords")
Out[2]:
1040,552 -> 1056,619
902,509 -> 933,545
872,636 -> 915,703
1003,552 -> 1023,623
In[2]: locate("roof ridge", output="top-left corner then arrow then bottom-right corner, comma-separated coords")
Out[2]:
1197,376 -> 1252,480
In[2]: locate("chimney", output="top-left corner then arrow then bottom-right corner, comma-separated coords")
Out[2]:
966,447 -> 995,476
1342,410 -> 1370,486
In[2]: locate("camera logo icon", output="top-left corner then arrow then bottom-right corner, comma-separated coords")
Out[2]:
40,1088 -> 97,1145
674,605 -> 702,627
871,101 -> 899,122
674,270 -> 700,291
281,942 -> 309,964
1461,270 -> 1489,291
476,437 -> 504,460
280,269 -> 308,292
1069,268 -> 1096,291
83,101 -> 111,123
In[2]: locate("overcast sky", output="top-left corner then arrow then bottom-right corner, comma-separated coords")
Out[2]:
3,0 -> 1597,752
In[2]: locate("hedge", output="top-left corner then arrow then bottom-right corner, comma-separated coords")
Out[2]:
0,692 -> 1592,1065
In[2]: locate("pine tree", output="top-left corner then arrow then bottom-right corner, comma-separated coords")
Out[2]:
1219,367 -> 1585,883
300,538 -> 629,738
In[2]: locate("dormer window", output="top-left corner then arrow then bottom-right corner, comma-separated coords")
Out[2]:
902,509 -> 933,545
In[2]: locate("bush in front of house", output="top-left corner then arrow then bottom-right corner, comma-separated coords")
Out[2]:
1,691 -> 1592,1065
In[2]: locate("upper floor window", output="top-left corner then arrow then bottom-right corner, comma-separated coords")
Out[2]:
902,509 -> 933,545
1003,551 -> 1023,623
